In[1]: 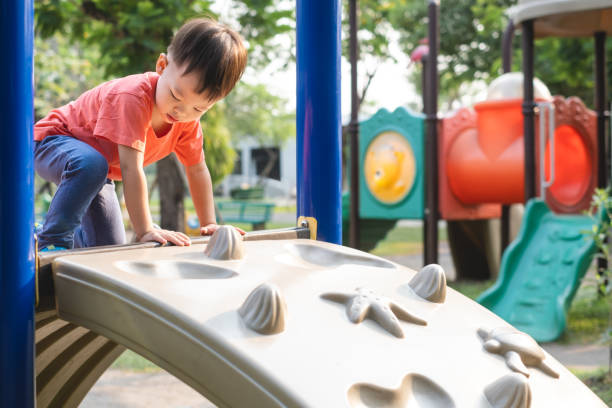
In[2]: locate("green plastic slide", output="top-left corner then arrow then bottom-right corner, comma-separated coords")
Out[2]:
477,199 -> 599,342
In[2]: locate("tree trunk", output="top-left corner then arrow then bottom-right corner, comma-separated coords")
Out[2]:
158,154 -> 185,232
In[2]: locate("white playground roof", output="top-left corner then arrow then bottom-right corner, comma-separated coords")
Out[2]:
508,0 -> 612,37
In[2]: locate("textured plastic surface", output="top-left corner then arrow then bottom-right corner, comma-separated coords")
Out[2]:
34,310 -> 124,408
51,238 -> 606,407
478,199 -> 599,342
484,373 -> 531,408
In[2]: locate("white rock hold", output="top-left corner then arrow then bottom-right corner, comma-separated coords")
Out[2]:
239,283 -> 287,335
484,373 -> 532,408
204,225 -> 244,260
408,264 -> 447,303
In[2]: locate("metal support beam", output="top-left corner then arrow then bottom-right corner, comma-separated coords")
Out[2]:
296,0 -> 342,244
0,0 -> 35,406
522,20 -> 536,202
595,31 -> 608,190
501,20 -> 515,254
348,0 -> 360,249
502,21 -> 515,74
594,31 -> 609,285
424,0 -> 440,265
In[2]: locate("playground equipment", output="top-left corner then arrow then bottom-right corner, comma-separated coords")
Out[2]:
34,230 -> 608,407
475,0 -> 611,342
3,0 -> 610,406
349,71 -> 598,342
438,74 -> 598,281
342,107 -> 424,251
347,71 -> 597,266
440,75 -> 597,218
478,200 -> 601,342
359,108 -> 424,219
344,0 -> 607,343
3,0 -> 342,405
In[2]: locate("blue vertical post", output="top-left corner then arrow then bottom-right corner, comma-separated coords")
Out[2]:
296,0 -> 342,244
0,0 -> 36,406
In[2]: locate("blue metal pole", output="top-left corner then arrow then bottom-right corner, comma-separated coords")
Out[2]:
296,0 -> 342,244
0,0 -> 36,406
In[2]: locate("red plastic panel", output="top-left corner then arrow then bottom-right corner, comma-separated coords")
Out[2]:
438,108 -> 501,220
545,125 -> 591,207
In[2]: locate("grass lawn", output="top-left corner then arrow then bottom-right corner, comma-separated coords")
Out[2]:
558,282 -> 611,345
111,350 -> 159,373
371,224 -> 447,256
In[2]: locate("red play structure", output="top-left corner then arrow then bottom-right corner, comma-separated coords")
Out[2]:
439,94 -> 597,220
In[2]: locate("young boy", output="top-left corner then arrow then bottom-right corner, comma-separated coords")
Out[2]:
34,18 -> 247,250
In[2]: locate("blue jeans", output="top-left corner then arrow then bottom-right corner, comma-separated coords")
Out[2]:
34,135 -> 126,249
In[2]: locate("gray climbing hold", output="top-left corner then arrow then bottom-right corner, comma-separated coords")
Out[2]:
409,264 -> 447,303
484,373 -> 532,408
239,283 -> 287,335
204,225 -> 244,260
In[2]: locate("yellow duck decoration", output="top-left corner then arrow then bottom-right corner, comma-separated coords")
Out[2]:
364,131 -> 416,204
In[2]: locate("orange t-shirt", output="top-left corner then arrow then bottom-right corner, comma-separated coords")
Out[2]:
34,72 -> 205,180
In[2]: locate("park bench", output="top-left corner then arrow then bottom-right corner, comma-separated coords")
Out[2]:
217,201 -> 275,230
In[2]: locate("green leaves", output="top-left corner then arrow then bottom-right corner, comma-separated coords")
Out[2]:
35,0 -> 212,77
223,82 -> 295,148
201,104 -> 236,186
387,0 -> 611,108
34,33 -> 106,120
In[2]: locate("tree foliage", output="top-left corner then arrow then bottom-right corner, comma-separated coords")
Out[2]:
34,33 -> 106,120
232,0 -> 294,69
388,0 -> 612,107
223,81 -> 295,182
36,0 -> 213,77
224,82 -> 295,147
201,103 -> 236,186
35,0 -> 294,75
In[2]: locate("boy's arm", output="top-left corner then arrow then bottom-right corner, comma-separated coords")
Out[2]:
118,145 -> 191,246
186,159 -> 245,235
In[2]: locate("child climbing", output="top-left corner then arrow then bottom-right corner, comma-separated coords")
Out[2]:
34,18 -> 247,251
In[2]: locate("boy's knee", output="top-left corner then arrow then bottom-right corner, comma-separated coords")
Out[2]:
67,150 -> 109,185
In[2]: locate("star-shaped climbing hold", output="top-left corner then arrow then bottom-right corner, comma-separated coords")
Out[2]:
321,287 -> 427,338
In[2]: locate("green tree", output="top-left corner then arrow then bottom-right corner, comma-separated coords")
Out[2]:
587,188 -> 612,374
342,0 -> 402,110
224,82 -> 294,147
36,0 -> 211,77
34,33 -> 106,120
202,103 -> 236,187
388,0 -> 612,107
223,82 -> 295,182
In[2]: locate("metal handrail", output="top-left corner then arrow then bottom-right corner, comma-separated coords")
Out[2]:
538,101 -> 556,198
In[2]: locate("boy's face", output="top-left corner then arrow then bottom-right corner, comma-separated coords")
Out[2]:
155,53 -> 218,124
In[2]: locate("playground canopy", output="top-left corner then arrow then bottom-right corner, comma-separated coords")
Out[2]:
508,0 -> 612,37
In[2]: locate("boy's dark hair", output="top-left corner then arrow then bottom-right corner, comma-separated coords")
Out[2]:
168,18 -> 247,100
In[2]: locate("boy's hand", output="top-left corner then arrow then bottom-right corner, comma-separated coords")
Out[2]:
138,229 -> 192,246
200,223 -> 246,236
